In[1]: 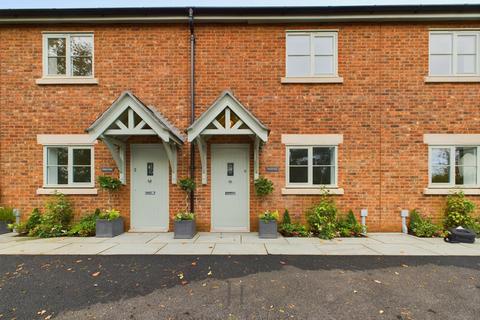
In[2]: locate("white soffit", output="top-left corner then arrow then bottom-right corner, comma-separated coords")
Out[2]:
281,134 -> 343,145
37,134 -> 97,145
424,134 -> 480,145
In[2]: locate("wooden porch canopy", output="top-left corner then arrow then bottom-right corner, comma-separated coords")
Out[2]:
187,90 -> 269,184
86,91 -> 184,184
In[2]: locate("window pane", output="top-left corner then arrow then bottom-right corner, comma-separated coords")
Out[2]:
431,165 -> 450,183
287,56 -> 310,76
71,36 -> 93,57
47,166 -> 68,185
456,166 -> 477,185
430,33 -> 453,54
48,57 -> 66,75
48,37 -> 66,56
313,36 -> 333,55
73,149 -> 91,165
431,148 -> 450,165
457,35 -> 476,54
47,147 -> 68,166
286,34 -> 310,55
314,56 -> 334,75
289,167 -> 308,183
313,166 -> 333,185
289,148 -> 308,165
457,54 -> 476,74
456,147 -> 477,166
72,56 -> 92,76
313,147 -> 334,165
429,55 -> 452,75
73,166 -> 91,183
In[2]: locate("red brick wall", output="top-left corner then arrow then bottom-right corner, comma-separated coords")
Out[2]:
1,22 -> 480,232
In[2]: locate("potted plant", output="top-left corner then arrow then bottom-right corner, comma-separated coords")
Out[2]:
96,209 -> 124,238
259,210 -> 279,239
174,178 -> 196,239
96,176 -> 124,237
0,207 -> 15,235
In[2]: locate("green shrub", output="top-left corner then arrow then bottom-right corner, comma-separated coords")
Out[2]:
444,192 -> 476,229
30,193 -> 73,238
306,193 -> 338,239
409,209 -> 442,237
174,212 -> 195,221
0,207 -> 15,223
254,176 -> 274,196
336,210 -> 363,237
68,209 -> 100,237
99,209 -> 120,221
279,223 -> 309,237
282,209 -> 291,224
259,210 -> 279,222
465,217 -> 480,238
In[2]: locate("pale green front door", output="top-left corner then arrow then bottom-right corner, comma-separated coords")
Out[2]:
211,144 -> 249,232
131,144 -> 169,231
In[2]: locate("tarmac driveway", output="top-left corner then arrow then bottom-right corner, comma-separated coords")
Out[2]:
0,255 -> 479,319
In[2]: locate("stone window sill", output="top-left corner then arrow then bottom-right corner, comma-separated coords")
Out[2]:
281,76 -> 344,84
424,76 -> 480,83
423,188 -> 480,195
36,77 -> 99,85
36,188 -> 98,195
282,187 -> 344,195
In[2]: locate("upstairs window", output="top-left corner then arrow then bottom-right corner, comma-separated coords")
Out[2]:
429,146 -> 479,187
286,31 -> 338,77
429,31 -> 479,76
43,33 -> 94,78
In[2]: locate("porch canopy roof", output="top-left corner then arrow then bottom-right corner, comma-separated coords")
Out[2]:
86,91 -> 184,184
187,90 -> 269,184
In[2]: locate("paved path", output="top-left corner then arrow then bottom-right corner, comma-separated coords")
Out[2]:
1,232 -> 479,255
1,255 -> 479,319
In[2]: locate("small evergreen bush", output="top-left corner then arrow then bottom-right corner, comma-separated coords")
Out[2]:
0,207 -> 15,223
306,192 -> 338,239
336,210 -> 363,237
69,209 -> 100,237
409,209 -> 442,238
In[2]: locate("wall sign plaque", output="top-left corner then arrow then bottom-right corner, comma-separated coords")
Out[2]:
265,166 -> 279,173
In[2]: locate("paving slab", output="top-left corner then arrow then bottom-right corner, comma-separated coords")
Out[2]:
0,242 -> 69,254
316,244 -> 381,255
0,241 -> 27,250
364,243 -> 438,255
103,233 -> 158,244
331,237 -> 383,245
156,243 -> 215,255
284,237 -> 322,245
46,243 -> 116,255
148,232 -> 199,244
100,243 -> 166,255
212,243 -> 267,255
241,234 -> 288,244
414,242 -> 480,255
265,243 -> 322,255
368,233 -> 428,245
196,233 -> 241,244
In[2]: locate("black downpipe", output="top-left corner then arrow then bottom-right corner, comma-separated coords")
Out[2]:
189,8 -> 195,213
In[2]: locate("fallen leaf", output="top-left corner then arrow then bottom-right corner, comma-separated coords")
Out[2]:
402,264 -> 409,268
379,310 -> 384,314
202,283 -> 207,287
395,272 -> 399,275
374,280 -> 382,284
45,315 -> 52,320
279,261 -> 286,265
207,271 -> 212,276
178,273 -> 184,280
38,310 -> 46,315
181,280 -> 188,285
75,260 -> 82,263
353,290 -> 358,293
91,271 -> 101,277
191,262 -> 197,266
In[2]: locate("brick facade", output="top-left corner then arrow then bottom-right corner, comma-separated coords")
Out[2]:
1,20 -> 480,232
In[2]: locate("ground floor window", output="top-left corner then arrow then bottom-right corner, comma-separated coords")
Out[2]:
286,146 -> 337,187
44,146 -> 94,187
429,146 -> 479,187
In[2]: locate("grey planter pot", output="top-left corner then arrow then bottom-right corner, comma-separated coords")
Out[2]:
0,222 -> 10,235
174,220 -> 196,239
96,217 -> 124,238
259,220 -> 278,239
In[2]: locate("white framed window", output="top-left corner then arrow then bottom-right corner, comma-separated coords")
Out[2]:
429,31 -> 479,76
285,31 -> 338,78
42,33 -> 94,78
43,146 -> 94,188
286,146 -> 337,187
429,146 -> 479,188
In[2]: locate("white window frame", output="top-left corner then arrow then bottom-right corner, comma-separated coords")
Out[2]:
428,30 -> 480,77
285,145 -> 338,188
428,145 -> 480,188
43,145 -> 95,188
42,32 -> 95,79
285,31 -> 339,78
